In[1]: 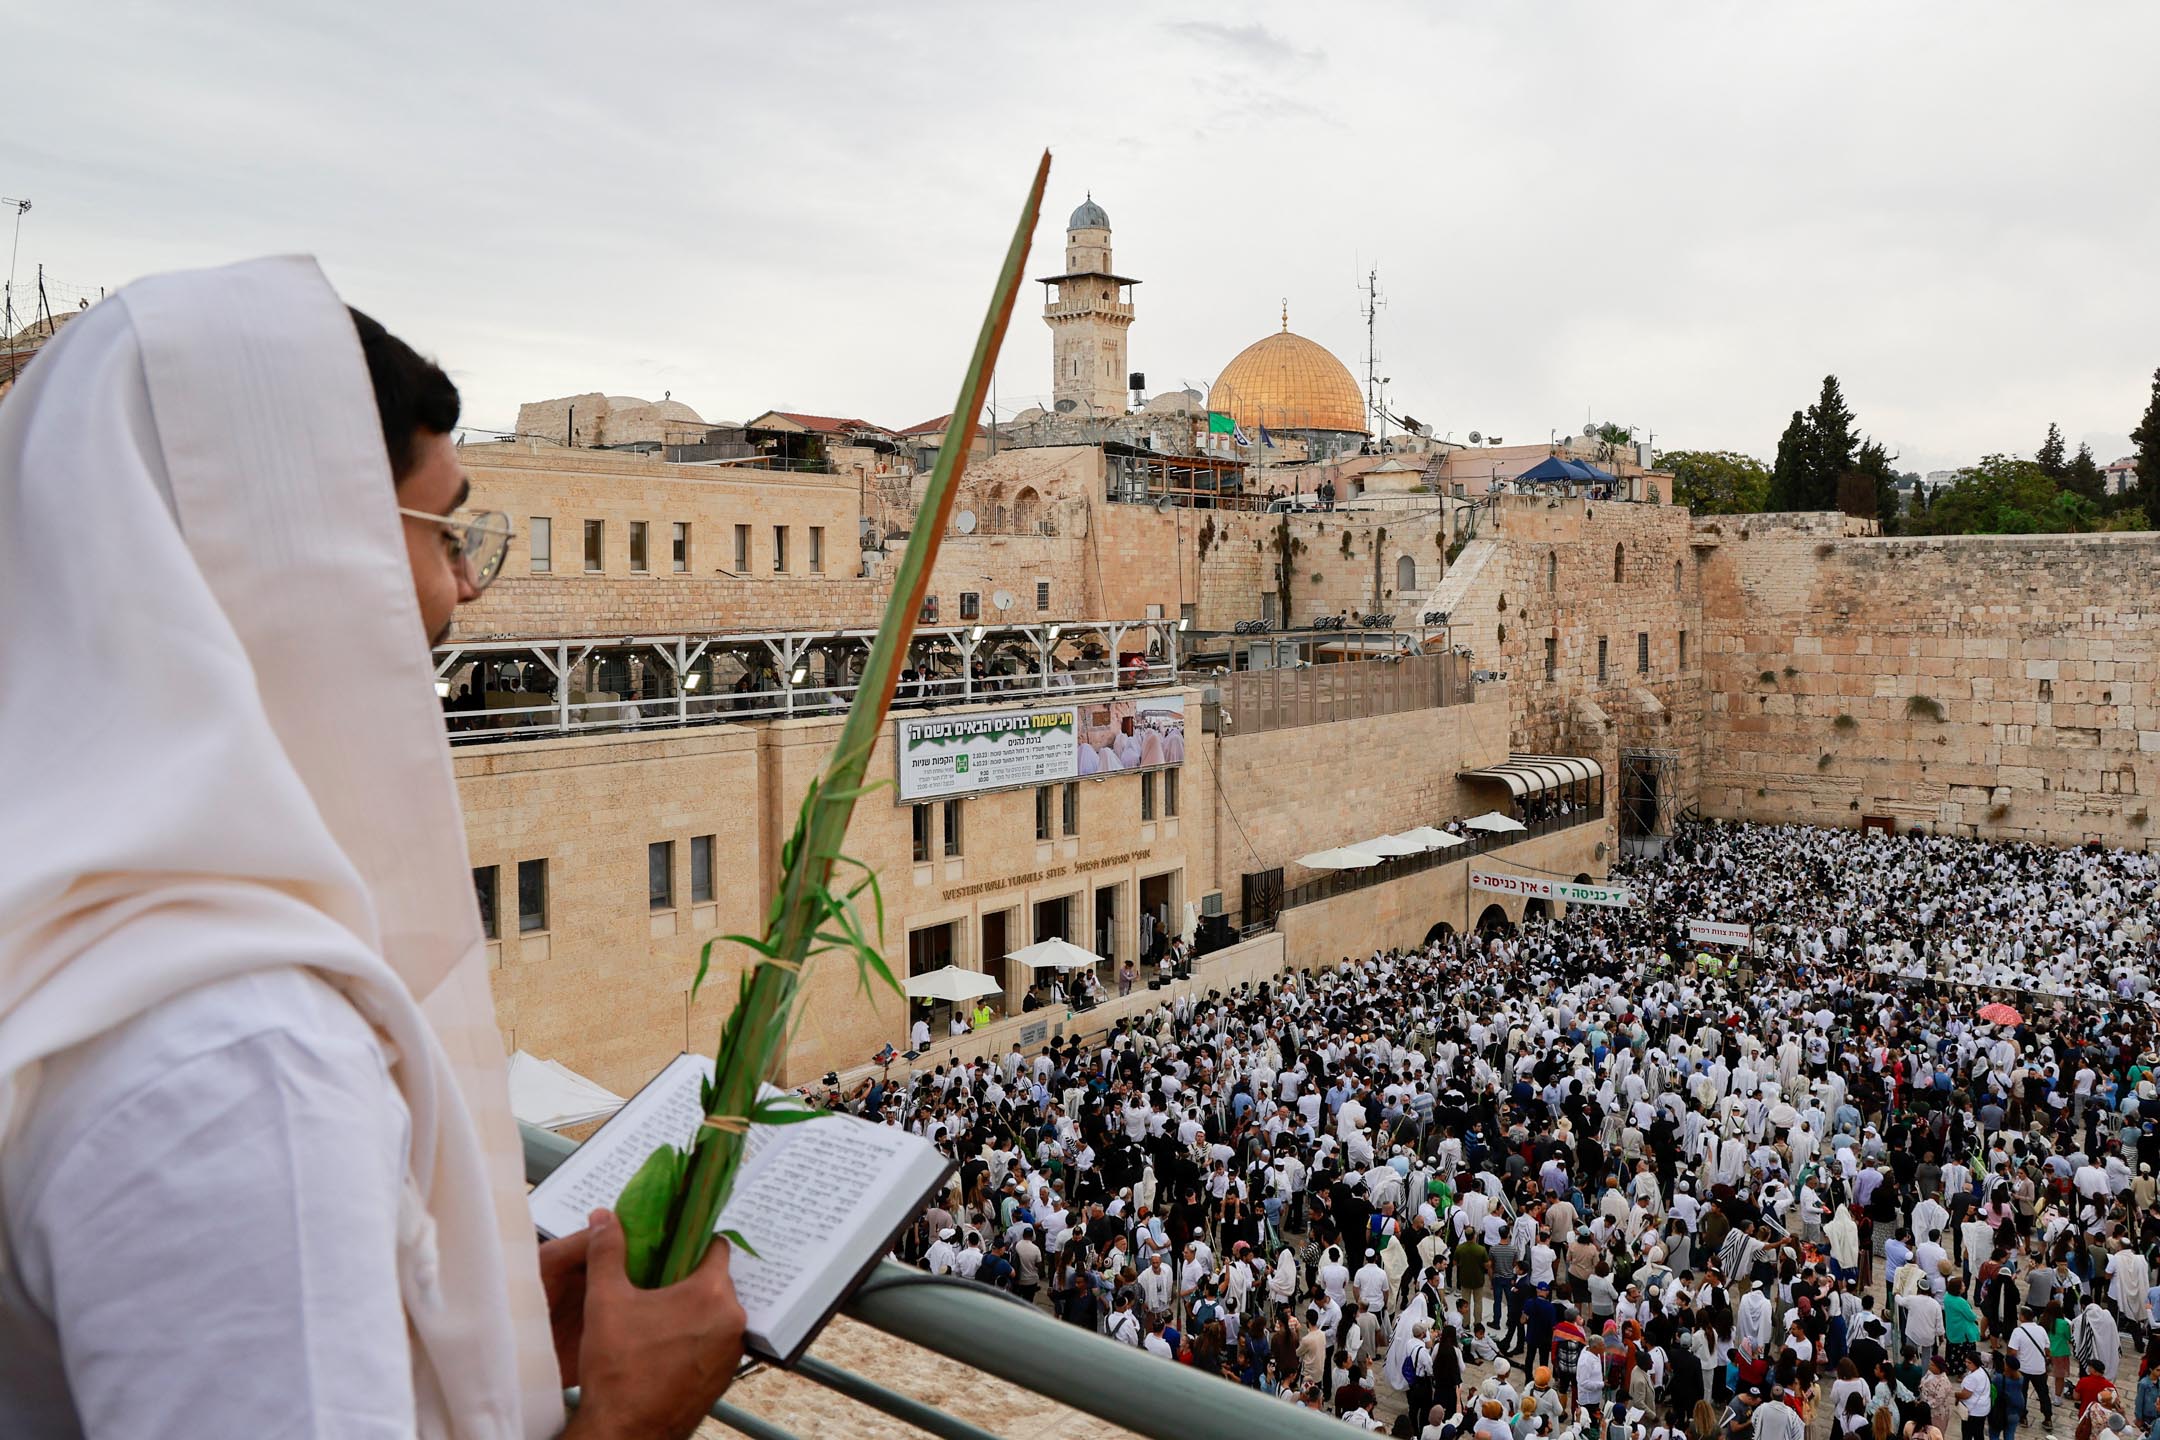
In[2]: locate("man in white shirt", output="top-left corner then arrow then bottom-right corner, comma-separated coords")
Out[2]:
2008,1306 -> 2054,1427
0,270 -> 745,1440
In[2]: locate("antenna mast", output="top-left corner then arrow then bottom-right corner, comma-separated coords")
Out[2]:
1360,268 -> 1386,444
2,196 -> 29,340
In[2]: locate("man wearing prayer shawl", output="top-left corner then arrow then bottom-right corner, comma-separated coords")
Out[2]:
0,258 -> 745,1439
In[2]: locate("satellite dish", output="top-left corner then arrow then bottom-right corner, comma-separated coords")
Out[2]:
1468,431 -> 1482,445
1582,422 -> 1598,438
992,590 -> 1016,612
1054,398 -> 1079,414
954,510 -> 977,535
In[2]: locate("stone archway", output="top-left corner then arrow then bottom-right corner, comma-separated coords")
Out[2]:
1422,920 -> 1455,948
1523,897 -> 1551,923
1012,486 -> 1041,533
1396,554 -> 1417,593
1474,903 -> 1513,935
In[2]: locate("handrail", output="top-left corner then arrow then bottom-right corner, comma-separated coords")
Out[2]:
521,1126 -> 1354,1440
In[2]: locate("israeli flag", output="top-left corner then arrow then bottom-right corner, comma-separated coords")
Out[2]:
1233,426 -> 1253,446
1259,426 -> 1277,448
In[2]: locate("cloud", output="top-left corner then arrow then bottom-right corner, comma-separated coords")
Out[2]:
1161,19 -> 1322,68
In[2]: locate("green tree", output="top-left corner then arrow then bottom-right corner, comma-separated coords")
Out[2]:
1914,454 -> 2093,536
1854,439 -> 1903,534
1659,449 -> 1772,515
1803,375 -> 1858,511
2062,442 -> 2105,504
2132,366 -> 2160,525
1767,410 -> 1809,510
2035,422 -> 2067,480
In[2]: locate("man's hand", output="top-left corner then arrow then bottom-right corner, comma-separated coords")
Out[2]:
538,1227 -> 593,1386
562,1208 -> 748,1440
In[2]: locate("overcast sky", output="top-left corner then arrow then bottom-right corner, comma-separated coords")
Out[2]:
14,2 -> 2157,472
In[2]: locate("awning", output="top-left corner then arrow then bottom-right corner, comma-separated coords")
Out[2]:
1463,811 -> 1527,834
507,1051 -> 627,1132
1458,752 -> 1603,798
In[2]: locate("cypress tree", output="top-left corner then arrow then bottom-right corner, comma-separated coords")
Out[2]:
2133,367 -> 2160,525
2036,422 -> 2067,480
1767,410 -> 1809,511
1804,376 -> 1857,511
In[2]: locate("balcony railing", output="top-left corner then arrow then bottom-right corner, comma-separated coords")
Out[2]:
521,1126 -> 1354,1440
1215,651 -> 1474,736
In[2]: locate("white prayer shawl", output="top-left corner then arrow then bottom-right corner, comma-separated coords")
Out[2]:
0,258 -> 559,1437
2074,1303 -> 2120,1380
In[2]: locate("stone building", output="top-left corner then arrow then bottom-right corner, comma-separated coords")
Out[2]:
1038,194 -> 1138,421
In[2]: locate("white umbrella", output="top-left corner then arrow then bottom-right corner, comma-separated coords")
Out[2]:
1398,826 -> 1465,850
1360,833 -> 1427,858
1296,845 -> 1385,869
1462,811 -> 1527,834
1006,936 -> 1104,970
903,964 -> 1004,1002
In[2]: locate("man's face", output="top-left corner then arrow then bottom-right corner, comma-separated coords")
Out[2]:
395,429 -> 477,647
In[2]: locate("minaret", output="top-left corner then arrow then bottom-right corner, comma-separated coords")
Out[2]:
1038,193 -> 1138,419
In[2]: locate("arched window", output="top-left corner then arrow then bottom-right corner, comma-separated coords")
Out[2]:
1396,555 -> 1417,592
1613,542 -> 1625,584
1547,551 -> 1558,592
1011,486 -> 1041,533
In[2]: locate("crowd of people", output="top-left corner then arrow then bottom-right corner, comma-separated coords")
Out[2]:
827,820 -> 2160,1439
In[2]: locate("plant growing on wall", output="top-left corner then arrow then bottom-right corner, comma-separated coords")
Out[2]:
1759,670 -> 1778,685
1906,694 -> 1946,722
1833,713 -> 1857,732
610,153 -> 1051,1289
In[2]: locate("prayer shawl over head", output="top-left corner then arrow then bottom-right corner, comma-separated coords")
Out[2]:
0,257 -> 560,1437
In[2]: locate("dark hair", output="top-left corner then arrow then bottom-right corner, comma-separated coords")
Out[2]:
348,306 -> 458,482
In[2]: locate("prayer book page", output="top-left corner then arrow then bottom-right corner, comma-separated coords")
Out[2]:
528,1053 -> 954,1365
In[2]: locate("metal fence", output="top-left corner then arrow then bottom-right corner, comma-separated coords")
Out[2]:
521,1126 -> 1354,1440
1216,651 -> 1472,736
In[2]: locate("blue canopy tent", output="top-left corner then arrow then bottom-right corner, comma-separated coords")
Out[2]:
1514,453 -> 1616,486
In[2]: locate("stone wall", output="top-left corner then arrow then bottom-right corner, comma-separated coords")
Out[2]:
1698,517 -> 2160,847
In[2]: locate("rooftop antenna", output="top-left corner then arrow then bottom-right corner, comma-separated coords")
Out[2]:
1360,267 -> 1386,442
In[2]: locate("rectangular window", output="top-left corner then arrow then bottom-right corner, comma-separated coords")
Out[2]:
648,840 -> 674,911
1164,769 -> 1179,817
1678,630 -> 1689,670
1061,782 -> 1079,837
911,804 -> 932,863
1544,637 -> 1557,681
1638,632 -> 1650,674
733,524 -> 750,572
529,517 -> 552,574
1036,785 -> 1053,842
1597,636 -> 1609,683
672,522 -> 689,573
690,834 -> 714,904
629,520 -> 649,572
473,866 -> 498,940
772,525 -> 788,573
1140,772 -> 1156,821
943,800 -> 963,858
583,519 -> 604,573
959,592 -> 981,621
1037,581 -> 1052,612
517,858 -> 548,933
809,526 -> 824,573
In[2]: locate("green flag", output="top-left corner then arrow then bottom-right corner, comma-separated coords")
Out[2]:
1207,410 -> 1235,435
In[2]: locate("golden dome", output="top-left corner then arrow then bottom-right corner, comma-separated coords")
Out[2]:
1207,327 -> 1367,434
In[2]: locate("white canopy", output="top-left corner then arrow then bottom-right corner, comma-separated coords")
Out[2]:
903,964 -> 1004,1002
1297,845 -> 1386,870
1006,936 -> 1104,970
1463,811 -> 1527,834
1398,826 -> 1466,850
1458,752 -> 1603,798
1359,833 -> 1428,857
507,1050 -> 627,1132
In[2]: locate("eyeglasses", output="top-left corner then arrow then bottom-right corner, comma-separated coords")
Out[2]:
397,507 -> 514,592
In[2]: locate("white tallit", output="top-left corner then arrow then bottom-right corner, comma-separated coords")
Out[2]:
0,256 -> 561,1437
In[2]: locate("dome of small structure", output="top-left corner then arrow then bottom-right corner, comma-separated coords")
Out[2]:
1069,194 -> 1110,229
1207,328 -> 1366,435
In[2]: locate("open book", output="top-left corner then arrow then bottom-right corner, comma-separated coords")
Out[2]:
528,1053 -> 954,1366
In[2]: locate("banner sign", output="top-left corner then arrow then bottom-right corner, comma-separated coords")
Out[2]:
897,697 -> 1186,801
1468,869 -> 1632,908
1688,918 -> 1753,947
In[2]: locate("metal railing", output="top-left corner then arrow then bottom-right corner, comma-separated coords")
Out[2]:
521,1126 -> 1352,1440
1215,650 -> 1473,735
1273,803 -> 1605,913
